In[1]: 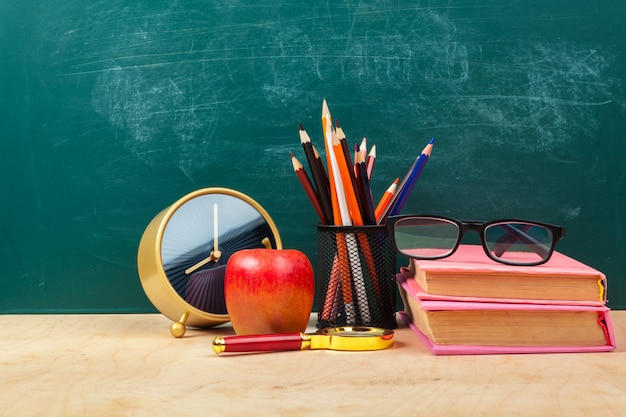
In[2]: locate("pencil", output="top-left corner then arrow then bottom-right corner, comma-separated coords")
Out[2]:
353,142 -> 360,177
334,119 -> 347,145
355,146 -> 381,318
312,145 -> 330,195
336,233 -> 356,322
290,152 -> 327,224
322,100 -> 350,226
299,125 -> 333,224
346,232 -> 371,322
355,146 -> 376,225
335,124 -> 374,321
374,178 -> 398,223
335,120 -> 366,223
332,129 -> 364,227
389,138 -> 434,216
366,143 -> 376,179
321,253 -> 342,321
357,137 -> 367,175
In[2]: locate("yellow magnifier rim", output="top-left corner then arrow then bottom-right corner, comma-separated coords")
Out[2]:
309,326 -> 394,351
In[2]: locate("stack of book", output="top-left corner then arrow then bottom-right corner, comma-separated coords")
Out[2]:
397,244 -> 616,354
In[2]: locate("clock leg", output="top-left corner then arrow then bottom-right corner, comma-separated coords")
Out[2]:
170,312 -> 190,338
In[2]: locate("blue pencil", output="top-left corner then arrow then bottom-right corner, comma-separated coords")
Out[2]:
389,138 -> 435,216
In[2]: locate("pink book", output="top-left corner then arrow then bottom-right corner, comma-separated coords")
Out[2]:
404,244 -> 607,306
397,273 -> 616,355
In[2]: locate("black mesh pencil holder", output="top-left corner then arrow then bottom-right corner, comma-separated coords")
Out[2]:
316,224 -> 397,329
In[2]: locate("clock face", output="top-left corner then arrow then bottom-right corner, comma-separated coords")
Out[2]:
160,191 -> 280,314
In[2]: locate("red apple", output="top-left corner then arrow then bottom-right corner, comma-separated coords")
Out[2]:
224,248 -> 315,335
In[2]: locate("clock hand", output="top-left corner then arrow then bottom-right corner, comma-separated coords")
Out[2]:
185,204 -> 222,275
184,253 -> 217,275
213,203 -> 222,260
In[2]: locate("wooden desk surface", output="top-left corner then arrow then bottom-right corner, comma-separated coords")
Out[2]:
2,311 -> 626,417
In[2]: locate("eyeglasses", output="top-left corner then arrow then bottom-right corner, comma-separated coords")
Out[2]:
387,215 -> 565,266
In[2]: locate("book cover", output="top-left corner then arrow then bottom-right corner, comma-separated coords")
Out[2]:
397,273 -> 616,355
407,244 -> 607,305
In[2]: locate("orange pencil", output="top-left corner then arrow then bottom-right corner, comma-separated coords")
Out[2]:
375,178 -> 398,223
321,253 -> 342,321
332,129 -> 364,226
336,121 -> 365,221
290,153 -> 326,224
334,128 -> 374,321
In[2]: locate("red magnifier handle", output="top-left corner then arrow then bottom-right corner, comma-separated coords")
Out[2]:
212,333 -> 307,354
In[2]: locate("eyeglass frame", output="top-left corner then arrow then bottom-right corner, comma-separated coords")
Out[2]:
386,214 -> 566,266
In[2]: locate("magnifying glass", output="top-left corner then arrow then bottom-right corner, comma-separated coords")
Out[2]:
212,326 -> 394,355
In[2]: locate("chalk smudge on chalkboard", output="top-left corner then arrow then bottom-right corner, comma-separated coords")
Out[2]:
445,43 -> 618,152
91,63 -> 219,181
42,2 -> 623,200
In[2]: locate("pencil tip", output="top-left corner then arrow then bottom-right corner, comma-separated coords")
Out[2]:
299,124 -> 304,130
299,127 -> 311,143
322,99 -> 330,114
422,138 -> 434,156
290,151 -> 294,158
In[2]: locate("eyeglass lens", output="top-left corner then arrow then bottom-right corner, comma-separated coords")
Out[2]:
393,217 -> 555,265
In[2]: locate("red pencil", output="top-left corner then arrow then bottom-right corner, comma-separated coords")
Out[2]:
366,144 -> 376,179
290,152 -> 327,224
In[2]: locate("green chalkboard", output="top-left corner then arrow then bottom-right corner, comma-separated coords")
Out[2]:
1,1 -> 625,313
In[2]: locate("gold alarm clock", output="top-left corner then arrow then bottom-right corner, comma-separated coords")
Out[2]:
137,187 -> 282,337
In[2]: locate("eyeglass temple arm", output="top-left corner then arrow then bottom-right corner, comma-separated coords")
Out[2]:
493,224 -> 551,259
493,224 -> 533,254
